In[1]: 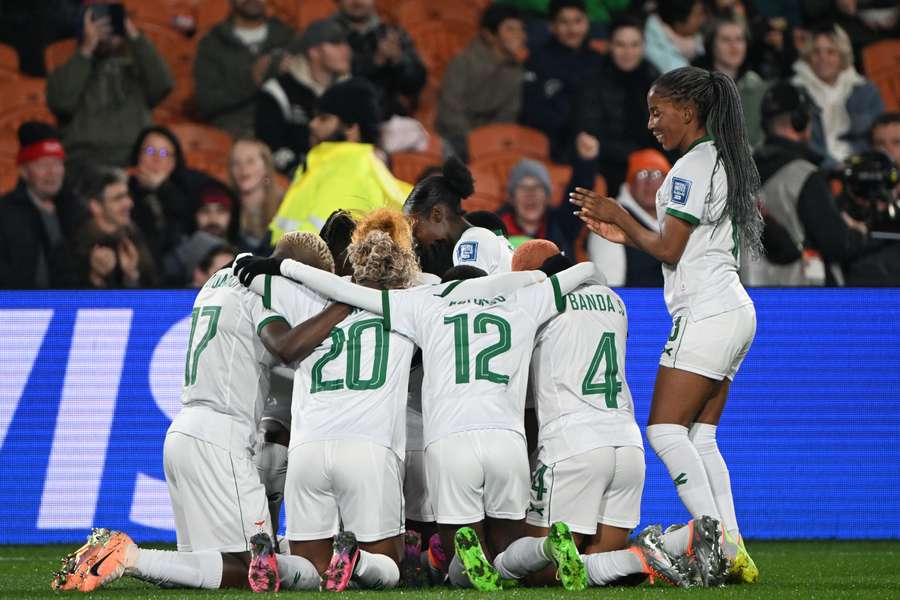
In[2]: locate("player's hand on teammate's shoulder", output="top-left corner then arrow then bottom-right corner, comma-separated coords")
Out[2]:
233,253 -> 285,286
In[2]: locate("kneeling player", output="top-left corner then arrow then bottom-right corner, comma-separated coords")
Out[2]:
50,234 -> 342,593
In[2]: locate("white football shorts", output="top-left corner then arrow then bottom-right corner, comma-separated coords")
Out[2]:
526,445 -> 645,534
163,432 -> 271,553
425,429 -> 530,524
659,303 -> 757,381
284,439 -> 405,543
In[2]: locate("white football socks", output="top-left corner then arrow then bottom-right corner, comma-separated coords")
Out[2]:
493,537 -> 551,580
690,423 -> 740,541
254,441 -> 288,527
581,550 -> 644,586
354,551 -> 400,589
448,554 -> 472,588
275,554 -> 320,590
647,423 -> 721,522
129,548 -> 222,589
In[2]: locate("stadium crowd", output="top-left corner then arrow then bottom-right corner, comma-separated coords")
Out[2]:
1,0 -> 899,290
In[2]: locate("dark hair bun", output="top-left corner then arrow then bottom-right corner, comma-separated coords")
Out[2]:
441,157 -> 475,199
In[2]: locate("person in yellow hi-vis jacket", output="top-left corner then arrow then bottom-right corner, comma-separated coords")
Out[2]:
269,78 -> 412,241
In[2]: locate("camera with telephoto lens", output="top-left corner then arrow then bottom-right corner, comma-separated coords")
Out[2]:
838,151 -> 900,230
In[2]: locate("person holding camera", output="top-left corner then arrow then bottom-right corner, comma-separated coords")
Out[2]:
837,151 -> 900,286
742,81 -> 868,286
46,5 -> 173,168
194,0 -> 294,137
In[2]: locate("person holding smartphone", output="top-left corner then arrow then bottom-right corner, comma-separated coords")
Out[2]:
46,3 -> 174,167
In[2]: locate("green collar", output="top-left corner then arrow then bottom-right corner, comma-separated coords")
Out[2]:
686,135 -> 713,152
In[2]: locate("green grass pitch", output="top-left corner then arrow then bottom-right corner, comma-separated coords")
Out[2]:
1,541 -> 897,599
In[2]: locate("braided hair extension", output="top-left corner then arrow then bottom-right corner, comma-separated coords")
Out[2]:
652,66 -> 764,257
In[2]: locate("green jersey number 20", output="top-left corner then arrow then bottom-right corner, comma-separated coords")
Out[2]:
310,318 -> 390,393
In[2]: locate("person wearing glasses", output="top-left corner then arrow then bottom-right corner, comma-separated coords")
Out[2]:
128,126 -> 205,258
587,149 -> 671,286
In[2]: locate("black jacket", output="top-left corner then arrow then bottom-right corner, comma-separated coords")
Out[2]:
255,73 -> 319,174
755,136 -> 867,265
575,56 -> 660,193
330,13 -> 426,119
520,37 -> 604,163
0,182 -> 74,289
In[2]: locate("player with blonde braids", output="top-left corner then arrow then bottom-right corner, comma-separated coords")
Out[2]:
242,209 -> 424,593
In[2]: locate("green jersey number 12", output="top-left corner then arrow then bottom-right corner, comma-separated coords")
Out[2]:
443,312 -> 511,385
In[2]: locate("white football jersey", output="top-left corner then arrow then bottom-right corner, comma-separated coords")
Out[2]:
171,268 -> 282,447
656,138 -> 752,320
531,284 -> 643,464
383,276 -> 566,448
453,226 -> 513,274
252,276 -> 414,458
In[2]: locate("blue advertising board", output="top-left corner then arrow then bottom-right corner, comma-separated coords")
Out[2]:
0,288 -> 898,544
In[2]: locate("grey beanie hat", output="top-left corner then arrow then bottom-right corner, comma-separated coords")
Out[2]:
507,158 -> 552,198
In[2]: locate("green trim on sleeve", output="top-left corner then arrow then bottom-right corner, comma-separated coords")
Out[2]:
256,315 -> 288,337
666,208 -> 701,226
263,275 -> 272,309
381,289 -> 391,331
437,279 -> 464,298
550,274 -> 566,313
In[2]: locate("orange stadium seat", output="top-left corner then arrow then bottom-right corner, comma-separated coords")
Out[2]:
0,77 -> 54,134
0,155 -> 18,192
169,122 -> 232,157
44,39 -> 77,73
268,0 -> 301,26
407,20 -> 476,87
296,0 -> 338,30
546,162 -> 573,206
469,161 -> 505,205
468,123 -> 549,162
390,151 -> 441,184
0,43 -> 19,78
195,0 -> 230,35
393,0 -> 482,30
862,39 -> 900,111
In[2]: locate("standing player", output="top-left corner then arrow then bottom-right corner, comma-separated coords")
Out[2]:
234,237 -> 602,592
50,234 -> 340,593
245,211 -> 423,592
404,158 -> 514,277
502,240 -> 721,589
571,66 -> 762,584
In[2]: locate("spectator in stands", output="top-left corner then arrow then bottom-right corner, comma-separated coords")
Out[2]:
587,148 -> 670,286
194,0 -> 294,137
269,78 -> 410,241
163,182 -> 237,286
328,0 -> 426,119
436,4 -> 527,160
520,0 -> 604,163
0,122 -> 75,289
256,19 -> 352,175
792,23 -> 885,164
746,11 -> 797,81
46,9 -> 173,167
128,127 -> 202,259
694,14 -> 768,148
870,112 -> 900,166
744,81 -> 868,286
807,0 -> 899,66
644,0 -> 707,74
69,166 -> 157,288
497,132 -> 598,256
228,138 -> 285,251
575,15 -> 659,193
192,244 -> 239,288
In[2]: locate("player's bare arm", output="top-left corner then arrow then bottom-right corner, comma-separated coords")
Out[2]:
259,302 -> 353,365
571,187 -> 692,265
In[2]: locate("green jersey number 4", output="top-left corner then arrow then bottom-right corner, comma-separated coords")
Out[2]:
444,312 -> 511,385
581,331 -> 622,408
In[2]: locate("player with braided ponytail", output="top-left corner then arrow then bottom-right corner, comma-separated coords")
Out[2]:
571,66 -> 761,586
